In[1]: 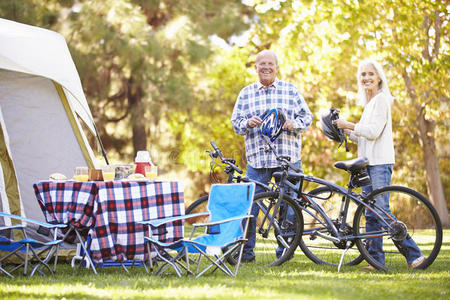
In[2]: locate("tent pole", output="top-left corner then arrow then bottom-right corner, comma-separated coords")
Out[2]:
93,123 -> 109,165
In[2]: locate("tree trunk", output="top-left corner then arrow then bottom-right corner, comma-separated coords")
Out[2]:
127,77 -> 147,155
402,71 -> 449,227
416,110 -> 449,227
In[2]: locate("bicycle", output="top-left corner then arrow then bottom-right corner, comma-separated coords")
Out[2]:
262,135 -> 443,271
187,141 -> 366,267
188,139 -> 443,271
185,141 -> 304,267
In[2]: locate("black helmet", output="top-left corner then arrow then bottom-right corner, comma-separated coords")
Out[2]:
260,108 -> 286,142
320,108 -> 349,151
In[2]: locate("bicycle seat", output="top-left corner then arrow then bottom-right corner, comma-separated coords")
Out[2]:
334,157 -> 369,172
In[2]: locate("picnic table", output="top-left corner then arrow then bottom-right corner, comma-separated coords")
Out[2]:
33,180 -> 184,263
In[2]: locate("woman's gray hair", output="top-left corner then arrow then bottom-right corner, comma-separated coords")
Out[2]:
356,59 -> 394,106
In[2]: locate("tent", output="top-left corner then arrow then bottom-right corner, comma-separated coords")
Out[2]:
0,18 -> 104,225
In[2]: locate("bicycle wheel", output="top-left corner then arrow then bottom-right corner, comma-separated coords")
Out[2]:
184,195 -> 209,237
244,191 -> 303,267
354,186 -> 443,271
185,195 -> 208,216
298,187 -> 365,266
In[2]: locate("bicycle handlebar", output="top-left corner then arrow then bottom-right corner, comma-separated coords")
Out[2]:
209,141 -> 243,174
210,141 -> 223,159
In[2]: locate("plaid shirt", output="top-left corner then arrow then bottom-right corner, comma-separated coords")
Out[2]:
231,78 -> 313,168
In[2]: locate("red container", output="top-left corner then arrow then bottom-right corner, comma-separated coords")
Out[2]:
135,162 -> 151,176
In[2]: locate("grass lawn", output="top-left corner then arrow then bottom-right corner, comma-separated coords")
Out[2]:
0,230 -> 448,300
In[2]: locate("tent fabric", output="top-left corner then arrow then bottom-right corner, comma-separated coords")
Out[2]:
0,110 -> 20,221
0,18 -> 100,225
0,70 -> 95,221
0,18 -> 95,134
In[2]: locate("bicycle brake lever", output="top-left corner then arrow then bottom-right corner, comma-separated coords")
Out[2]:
207,150 -> 219,159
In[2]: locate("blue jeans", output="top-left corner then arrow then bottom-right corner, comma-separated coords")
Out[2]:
362,164 -> 422,265
243,161 -> 301,259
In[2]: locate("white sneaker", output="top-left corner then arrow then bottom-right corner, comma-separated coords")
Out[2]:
409,255 -> 425,268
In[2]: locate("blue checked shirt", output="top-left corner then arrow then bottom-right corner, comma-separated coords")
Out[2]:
231,78 -> 313,168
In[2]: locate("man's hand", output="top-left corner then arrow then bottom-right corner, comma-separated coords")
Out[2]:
247,116 -> 262,128
282,119 -> 294,131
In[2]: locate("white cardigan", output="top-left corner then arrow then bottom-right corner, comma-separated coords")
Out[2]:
348,92 -> 395,166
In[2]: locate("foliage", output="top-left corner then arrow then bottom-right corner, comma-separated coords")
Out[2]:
224,0 -> 449,201
62,0 -> 253,160
0,0 -> 254,164
169,47 -> 253,172
0,0 -> 66,27
0,0 -> 448,205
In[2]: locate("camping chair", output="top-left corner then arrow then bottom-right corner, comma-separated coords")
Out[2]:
0,212 -> 66,277
139,183 -> 255,278
0,224 -> 24,277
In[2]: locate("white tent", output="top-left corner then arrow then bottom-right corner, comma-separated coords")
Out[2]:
0,18 -> 101,224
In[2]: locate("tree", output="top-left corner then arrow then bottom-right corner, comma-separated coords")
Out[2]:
1,0 -> 447,221
341,0 -> 449,226
61,0 -> 254,161
231,0 -> 448,225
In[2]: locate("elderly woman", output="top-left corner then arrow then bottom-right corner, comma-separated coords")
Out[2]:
333,59 -> 425,270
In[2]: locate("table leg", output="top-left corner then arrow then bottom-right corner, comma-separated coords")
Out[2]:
64,225 -> 98,275
72,228 -> 97,275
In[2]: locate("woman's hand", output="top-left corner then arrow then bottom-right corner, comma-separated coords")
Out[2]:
333,118 -> 355,130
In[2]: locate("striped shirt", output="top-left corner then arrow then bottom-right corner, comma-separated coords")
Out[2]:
231,78 -> 313,168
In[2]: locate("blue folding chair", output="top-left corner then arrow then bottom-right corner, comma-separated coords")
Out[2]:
0,212 -> 67,277
139,183 -> 255,277
0,224 -> 25,277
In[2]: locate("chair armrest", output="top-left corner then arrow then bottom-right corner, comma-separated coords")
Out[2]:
138,212 -> 210,228
0,212 -> 67,229
0,225 -> 25,231
192,214 -> 253,228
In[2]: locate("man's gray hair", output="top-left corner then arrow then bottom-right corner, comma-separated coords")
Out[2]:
256,50 -> 278,65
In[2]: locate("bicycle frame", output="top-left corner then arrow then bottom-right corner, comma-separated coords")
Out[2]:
210,140 -> 393,247
283,172 -> 398,243
259,136 -> 397,245
208,142 -> 292,244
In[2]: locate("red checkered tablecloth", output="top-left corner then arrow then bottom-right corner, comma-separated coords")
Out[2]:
34,180 -> 184,263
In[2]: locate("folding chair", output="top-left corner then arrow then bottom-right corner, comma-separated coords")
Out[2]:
139,183 -> 255,277
0,212 -> 66,277
0,224 -> 24,277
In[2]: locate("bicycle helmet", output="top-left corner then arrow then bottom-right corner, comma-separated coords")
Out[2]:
320,108 -> 349,151
260,108 -> 286,142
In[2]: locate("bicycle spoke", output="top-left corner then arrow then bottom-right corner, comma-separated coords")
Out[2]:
298,187 -> 364,266
251,192 -> 303,267
354,186 -> 442,271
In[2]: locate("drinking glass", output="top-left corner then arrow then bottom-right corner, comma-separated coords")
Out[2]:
102,165 -> 116,181
145,165 -> 158,180
74,167 -> 89,182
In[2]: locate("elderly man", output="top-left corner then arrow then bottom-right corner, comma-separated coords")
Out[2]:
231,49 -> 313,262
